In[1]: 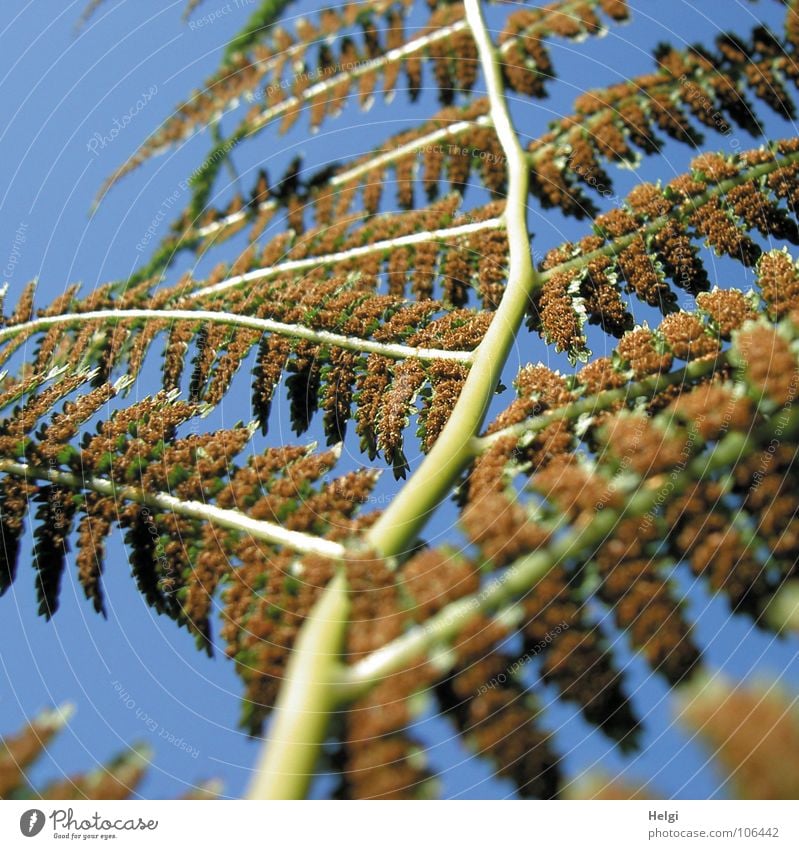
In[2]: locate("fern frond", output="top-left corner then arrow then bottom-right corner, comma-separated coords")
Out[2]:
91,0 -> 794,301
0,381 -> 394,653
95,0 -> 422,197
530,141 -> 799,360
2,195 -> 521,464
98,0 -> 629,202
0,301 -> 481,470
528,19 -> 799,217
346,314 -> 799,707
0,705 -> 150,801
131,13 -> 799,296
122,0 -> 630,280
39,745 -> 151,801
1,706 -> 218,800
143,100 -> 497,275
185,198 -> 504,303
573,674 -> 799,799
10,0 -> 799,802
0,706 -> 73,799
677,676 -> 799,799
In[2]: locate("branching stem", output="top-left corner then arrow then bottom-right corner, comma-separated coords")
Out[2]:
248,0 -> 540,796
235,0 -> 603,138
0,459 -> 345,559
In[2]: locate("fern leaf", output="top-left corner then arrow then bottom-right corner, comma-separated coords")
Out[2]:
8,0 -> 799,802
97,0 -> 630,205
530,141 -> 799,359
528,20 -> 799,217
677,677 -> 799,799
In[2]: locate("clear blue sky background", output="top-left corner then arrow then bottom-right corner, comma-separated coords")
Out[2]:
0,0 -> 797,800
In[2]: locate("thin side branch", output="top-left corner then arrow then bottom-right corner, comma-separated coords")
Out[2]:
538,149 -> 799,285
474,353 -> 725,450
0,459 -> 346,559
245,19 -> 472,135
195,115 -> 493,240
238,0 -> 605,137
185,216 -> 503,303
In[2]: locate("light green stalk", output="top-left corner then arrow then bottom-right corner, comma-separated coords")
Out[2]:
245,0 -> 539,797
366,0 -> 538,558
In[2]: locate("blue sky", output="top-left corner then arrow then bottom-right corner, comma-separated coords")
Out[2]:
0,0 -> 797,800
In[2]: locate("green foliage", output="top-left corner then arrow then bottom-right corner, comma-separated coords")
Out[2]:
224,0 -> 297,62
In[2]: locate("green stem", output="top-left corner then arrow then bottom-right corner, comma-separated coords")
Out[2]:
366,135 -> 799,558
366,0 -> 537,558
246,570 -> 349,800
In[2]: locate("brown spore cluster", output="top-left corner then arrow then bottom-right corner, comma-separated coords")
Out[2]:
594,517 -> 700,684
679,679 -> 799,799
521,566 -> 640,749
